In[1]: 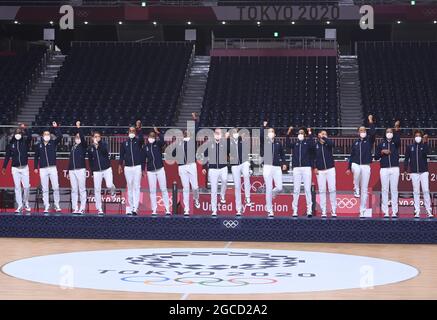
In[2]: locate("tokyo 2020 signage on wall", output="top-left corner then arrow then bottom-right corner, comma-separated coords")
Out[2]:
2,248 -> 418,294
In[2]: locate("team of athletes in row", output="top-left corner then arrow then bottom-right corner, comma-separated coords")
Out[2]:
1,113 -> 433,218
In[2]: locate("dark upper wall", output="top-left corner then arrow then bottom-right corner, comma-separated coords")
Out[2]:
1,22 -> 437,55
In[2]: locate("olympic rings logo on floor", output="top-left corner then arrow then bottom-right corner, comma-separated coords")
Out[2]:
121,276 -> 278,287
336,198 -> 358,209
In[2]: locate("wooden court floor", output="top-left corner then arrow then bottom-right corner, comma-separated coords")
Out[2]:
0,238 -> 436,300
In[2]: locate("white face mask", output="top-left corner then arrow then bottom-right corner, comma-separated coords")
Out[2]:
128,133 -> 135,139
297,134 -> 304,141
360,132 -> 367,139
183,137 -> 190,142
232,133 -> 239,140
14,134 -> 22,140
386,132 -> 393,140
75,138 -> 81,145
415,136 -> 422,144
148,138 -> 155,144
267,132 -> 275,140
43,135 -> 50,142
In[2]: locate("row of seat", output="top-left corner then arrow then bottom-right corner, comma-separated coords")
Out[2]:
34,42 -> 193,133
0,46 -> 46,131
358,42 -> 437,130
199,55 -> 339,131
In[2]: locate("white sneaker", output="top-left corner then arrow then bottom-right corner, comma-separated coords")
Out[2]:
165,210 -> 171,216
78,209 -> 85,215
427,211 -> 434,218
245,198 -> 252,205
292,212 -> 298,217
359,210 -> 366,218
184,210 -> 190,216
383,213 -> 390,218
268,211 -> 274,217
55,206 -> 62,212
98,209 -> 104,216
321,212 -> 327,218
44,207 -> 50,213
24,204 -> 31,212
236,210 -> 242,217
306,211 -> 313,218
15,207 -> 23,213
194,200 -> 201,209
331,212 -> 337,218
392,212 -> 398,218
414,211 -> 420,218
220,197 -> 226,204
151,211 -> 157,216
72,209 -> 79,214
211,211 -> 217,217
354,189 -> 360,198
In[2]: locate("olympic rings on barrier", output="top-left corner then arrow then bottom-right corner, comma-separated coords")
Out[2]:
223,220 -> 239,228
121,276 -> 278,287
156,195 -> 172,207
249,181 -> 264,192
336,198 -> 358,209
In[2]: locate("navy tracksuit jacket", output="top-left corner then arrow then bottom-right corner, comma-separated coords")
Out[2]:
34,127 -> 62,169
3,129 -> 33,169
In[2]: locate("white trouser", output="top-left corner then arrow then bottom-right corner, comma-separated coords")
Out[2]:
231,161 -> 251,212
124,165 -> 142,213
292,166 -> 313,214
263,164 -> 283,213
69,168 -> 87,212
39,166 -> 60,209
411,172 -> 432,213
209,167 -> 228,212
380,167 -> 399,215
11,165 -> 30,208
316,167 -> 336,214
147,167 -> 170,213
351,163 -> 371,211
178,163 -> 199,210
93,168 -> 115,212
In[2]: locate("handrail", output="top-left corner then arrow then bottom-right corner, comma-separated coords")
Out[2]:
175,43 -> 196,123
134,36 -> 155,43
1,134 -> 437,157
72,40 -> 191,45
213,37 -> 337,50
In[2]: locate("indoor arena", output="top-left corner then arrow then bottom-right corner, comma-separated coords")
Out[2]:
1,0 -> 437,304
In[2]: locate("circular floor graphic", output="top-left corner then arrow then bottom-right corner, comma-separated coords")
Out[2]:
2,248 -> 418,294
